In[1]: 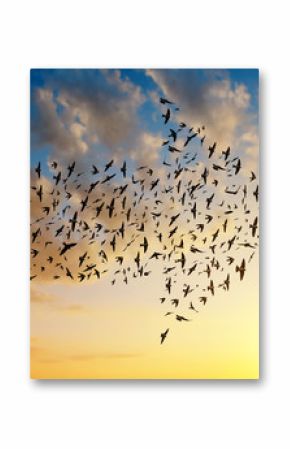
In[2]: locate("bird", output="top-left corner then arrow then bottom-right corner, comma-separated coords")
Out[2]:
31,248 -> 39,258
184,133 -> 197,147
222,274 -> 230,291
188,263 -> 197,275
160,97 -> 174,105
59,242 -> 77,256
66,267 -> 74,279
189,302 -> 199,312
35,162 -> 41,178
70,211 -> 78,232
92,164 -> 99,175
207,280 -> 215,296
79,252 -> 87,267
31,228 -> 41,243
110,235 -> 116,252
228,236 -> 236,250
101,174 -> 116,184
105,159 -> 114,172
208,142 -> 216,158
120,161 -> 127,178
222,147 -> 231,160
205,264 -> 211,278
67,161 -> 75,178
222,219 -> 228,233
150,252 -> 163,260
250,217 -> 258,237
162,108 -> 170,124
168,145 -> 180,153
183,284 -> 193,297
107,198 -> 115,218
80,195 -> 89,212
236,259 -> 246,281
160,328 -> 169,344
201,167 -> 209,184
171,298 -> 179,307
140,237 -> 148,253
165,278 -> 172,294
206,193 -> 214,209
36,185 -> 43,202
53,171 -> 61,185
88,181 -> 99,194
169,128 -> 177,141
250,171 -> 256,181
175,252 -> 186,269
253,185 -> 259,202
213,164 -> 225,171
176,315 -> 190,322
55,225 -> 64,237
233,158 -> 241,175
212,229 -> 220,242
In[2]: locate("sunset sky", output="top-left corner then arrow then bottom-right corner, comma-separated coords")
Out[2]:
30,69 -> 259,379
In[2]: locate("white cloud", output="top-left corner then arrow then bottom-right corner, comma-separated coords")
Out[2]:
31,70 -> 146,164
146,69 -> 258,161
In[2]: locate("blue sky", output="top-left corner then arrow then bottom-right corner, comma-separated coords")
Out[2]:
31,68 -> 259,182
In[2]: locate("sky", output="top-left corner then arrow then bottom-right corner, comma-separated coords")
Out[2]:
30,68 -> 259,379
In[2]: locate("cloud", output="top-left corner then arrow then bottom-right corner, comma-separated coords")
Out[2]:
30,285 -> 60,303
67,352 -> 142,361
146,69 -> 258,157
31,69 -> 145,163
127,131 -> 162,166
31,88 -> 88,157
58,304 -> 85,313
30,336 -> 142,365
31,286 -> 89,319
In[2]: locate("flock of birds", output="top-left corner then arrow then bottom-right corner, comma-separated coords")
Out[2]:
31,96 -> 259,344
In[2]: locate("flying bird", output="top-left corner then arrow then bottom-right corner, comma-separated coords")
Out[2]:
120,161 -> 127,178
160,97 -> 174,105
236,259 -> 246,281
162,108 -> 170,124
59,242 -> 77,256
160,328 -> 169,344
35,162 -> 41,178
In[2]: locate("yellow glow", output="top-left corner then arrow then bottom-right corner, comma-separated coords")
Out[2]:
31,258 -> 258,379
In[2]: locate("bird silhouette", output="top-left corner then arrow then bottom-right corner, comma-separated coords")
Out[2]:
59,242 -> 77,256
236,259 -> 246,281
160,328 -> 169,344
35,162 -> 41,178
162,108 -> 170,124
160,97 -> 174,105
